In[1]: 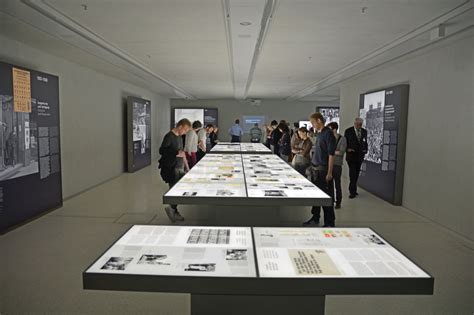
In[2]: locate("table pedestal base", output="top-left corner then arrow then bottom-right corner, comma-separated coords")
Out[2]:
191,294 -> 325,315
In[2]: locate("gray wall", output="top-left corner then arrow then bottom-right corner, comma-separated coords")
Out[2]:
170,99 -> 338,142
0,34 -> 170,198
339,29 -> 473,241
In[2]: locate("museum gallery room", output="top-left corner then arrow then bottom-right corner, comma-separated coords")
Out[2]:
0,1 -> 472,314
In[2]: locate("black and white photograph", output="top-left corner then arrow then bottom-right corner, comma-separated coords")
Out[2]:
216,189 -> 235,196
360,90 -> 385,164
0,95 -> 39,182
226,249 -> 248,261
184,263 -> 216,272
317,107 -> 340,126
264,190 -> 287,197
101,257 -> 133,271
137,254 -> 170,265
132,101 -> 149,154
182,191 -> 198,196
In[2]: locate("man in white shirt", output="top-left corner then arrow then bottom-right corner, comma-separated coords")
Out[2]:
184,120 -> 202,168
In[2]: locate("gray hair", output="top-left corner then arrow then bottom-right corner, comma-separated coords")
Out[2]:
355,117 -> 363,124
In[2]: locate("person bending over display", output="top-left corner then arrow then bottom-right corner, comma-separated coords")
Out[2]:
304,112 -> 336,227
159,118 -> 191,222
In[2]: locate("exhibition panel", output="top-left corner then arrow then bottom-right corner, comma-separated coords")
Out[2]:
126,96 -> 151,173
253,227 -> 430,278
171,107 -> 218,128
85,225 -> 256,277
163,153 -> 331,206
83,225 -> 433,315
0,61 -> 62,233
210,142 -> 271,154
358,85 -> 409,205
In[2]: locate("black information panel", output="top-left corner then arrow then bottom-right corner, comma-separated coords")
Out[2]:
358,84 -> 409,205
0,61 -> 62,233
127,96 -> 151,173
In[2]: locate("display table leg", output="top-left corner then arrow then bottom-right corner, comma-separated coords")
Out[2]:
191,294 -> 325,315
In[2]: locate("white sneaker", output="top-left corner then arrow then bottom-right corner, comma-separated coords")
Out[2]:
175,211 -> 185,221
164,207 -> 177,222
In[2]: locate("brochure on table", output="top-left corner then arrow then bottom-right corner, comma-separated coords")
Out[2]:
165,154 -> 247,197
86,225 -> 256,277
253,227 -> 430,278
243,155 -> 327,199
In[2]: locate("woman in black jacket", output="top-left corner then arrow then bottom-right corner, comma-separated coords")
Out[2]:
277,122 -> 291,162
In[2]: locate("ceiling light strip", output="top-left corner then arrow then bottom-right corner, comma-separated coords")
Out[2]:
286,0 -> 473,101
222,0 -> 237,100
21,0 -> 196,99
242,0 -> 278,99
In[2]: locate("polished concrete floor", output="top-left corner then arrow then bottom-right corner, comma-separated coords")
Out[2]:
1,166 -> 472,314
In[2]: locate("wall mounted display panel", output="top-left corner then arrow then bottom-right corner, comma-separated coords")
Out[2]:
358,85 -> 409,205
316,107 -> 340,129
127,96 -> 151,172
0,61 -> 62,233
254,227 -> 431,279
242,115 -> 266,133
172,107 -> 218,128
85,225 -> 256,278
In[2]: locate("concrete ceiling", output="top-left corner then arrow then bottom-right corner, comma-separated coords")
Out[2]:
0,0 -> 472,100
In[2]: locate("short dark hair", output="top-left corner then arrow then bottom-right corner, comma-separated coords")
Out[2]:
327,122 -> 339,130
277,122 -> 289,133
235,119 -> 240,124
310,112 -> 325,124
270,120 -> 278,126
298,127 -> 308,133
176,118 -> 192,127
293,122 -> 299,128
206,124 -> 214,129
192,120 -> 202,129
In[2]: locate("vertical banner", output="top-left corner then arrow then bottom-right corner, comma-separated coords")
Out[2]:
12,68 -> 32,113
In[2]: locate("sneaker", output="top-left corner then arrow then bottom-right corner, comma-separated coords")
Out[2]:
335,203 -> 341,209
174,211 -> 185,221
349,194 -> 356,199
164,207 -> 177,223
303,217 -> 320,226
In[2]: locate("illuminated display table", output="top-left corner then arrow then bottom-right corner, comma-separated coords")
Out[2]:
83,225 -> 434,315
210,142 -> 272,154
163,154 -> 331,207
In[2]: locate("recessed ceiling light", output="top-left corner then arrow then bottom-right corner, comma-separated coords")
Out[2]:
240,21 -> 252,26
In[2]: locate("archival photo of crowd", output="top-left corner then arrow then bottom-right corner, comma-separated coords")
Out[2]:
360,90 -> 385,164
0,94 -> 39,181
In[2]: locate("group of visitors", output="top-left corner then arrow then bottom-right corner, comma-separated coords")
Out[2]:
158,119 -> 219,222
158,113 -> 368,227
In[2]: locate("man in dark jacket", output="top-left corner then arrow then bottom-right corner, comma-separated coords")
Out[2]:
304,113 -> 336,227
159,118 -> 191,222
344,117 -> 368,198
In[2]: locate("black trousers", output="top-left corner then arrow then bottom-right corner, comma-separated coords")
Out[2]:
197,149 -> 205,162
333,165 -> 342,204
308,167 -> 335,226
168,168 -> 185,210
348,161 -> 362,195
231,135 -> 241,143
